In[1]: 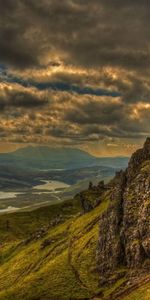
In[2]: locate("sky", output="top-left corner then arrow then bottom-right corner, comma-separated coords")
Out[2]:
0,0 -> 150,156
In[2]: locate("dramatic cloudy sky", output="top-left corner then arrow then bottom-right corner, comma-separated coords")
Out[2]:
0,0 -> 149,156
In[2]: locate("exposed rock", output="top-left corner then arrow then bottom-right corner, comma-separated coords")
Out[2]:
23,226 -> 48,245
98,180 -> 105,188
97,170 -> 126,280
49,214 -> 63,227
40,238 -> 53,249
79,181 -> 107,213
127,137 -> 150,183
80,193 -> 93,212
23,215 -> 64,246
97,138 -> 150,283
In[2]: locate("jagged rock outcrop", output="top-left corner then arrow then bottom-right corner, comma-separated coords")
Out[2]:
79,180 -> 106,212
127,137 -> 150,183
97,138 -> 150,283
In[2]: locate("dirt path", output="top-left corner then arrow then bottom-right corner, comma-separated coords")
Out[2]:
68,238 -> 90,290
67,216 -> 100,293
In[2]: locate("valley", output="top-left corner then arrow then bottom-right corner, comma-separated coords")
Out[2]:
0,146 -> 128,213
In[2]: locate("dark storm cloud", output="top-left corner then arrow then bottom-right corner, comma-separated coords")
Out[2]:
122,78 -> 150,104
0,0 -> 150,71
0,0 -> 149,148
24,0 -> 150,70
0,85 -> 48,110
10,91 -> 48,108
4,74 -> 121,97
64,99 -> 123,125
106,75 -> 150,104
0,0 -> 42,68
83,122 -> 150,140
63,95 -> 150,140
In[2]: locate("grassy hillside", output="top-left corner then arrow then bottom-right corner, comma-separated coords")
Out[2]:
123,282 -> 150,300
0,198 -> 81,242
0,189 -> 149,300
0,192 -> 111,300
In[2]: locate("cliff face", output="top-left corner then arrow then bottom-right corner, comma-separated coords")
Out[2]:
97,138 -> 150,283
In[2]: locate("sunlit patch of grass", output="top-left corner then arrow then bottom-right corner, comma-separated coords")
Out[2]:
122,282 -> 150,300
141,160 -> 150,173
103,277 -> 127,297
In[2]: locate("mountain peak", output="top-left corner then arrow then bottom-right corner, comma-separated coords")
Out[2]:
97,138 -> 150,285
144,136 -> 150,151
127,137 -> 150,182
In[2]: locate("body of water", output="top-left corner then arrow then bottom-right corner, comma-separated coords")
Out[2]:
0,206 -> 20,213
0,192 -> 22,200
0,180 -> 70,213
33,180 -> 70,191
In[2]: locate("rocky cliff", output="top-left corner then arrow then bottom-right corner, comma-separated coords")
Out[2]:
97,138 -> 150,284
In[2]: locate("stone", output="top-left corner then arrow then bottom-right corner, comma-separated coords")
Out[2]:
96,137 -> 150,283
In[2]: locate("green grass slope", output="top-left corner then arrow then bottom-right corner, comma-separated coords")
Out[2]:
0,192 -> 111,300
0,187 -> 149,300
123,283 -> 150,300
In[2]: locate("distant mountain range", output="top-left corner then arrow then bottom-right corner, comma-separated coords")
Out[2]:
0,146 -> 129,189
0,146 -> 129,170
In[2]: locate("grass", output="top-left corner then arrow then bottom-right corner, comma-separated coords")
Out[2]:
141,160 -> 150,173
123,282 -> 150,300
0,186 -> 149,300
0,198 -> 81,243
0,192 -> 110,300
0,250 -> 90,300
